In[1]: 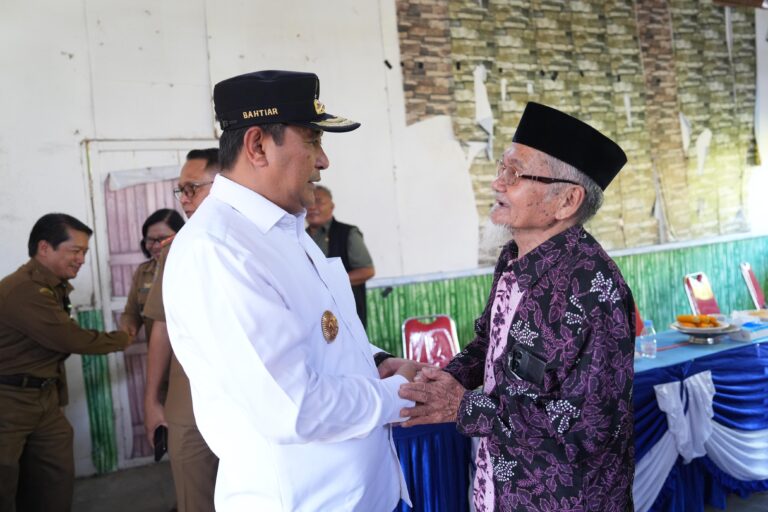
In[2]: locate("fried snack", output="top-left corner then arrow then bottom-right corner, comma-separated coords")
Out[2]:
676,314 -> 720,328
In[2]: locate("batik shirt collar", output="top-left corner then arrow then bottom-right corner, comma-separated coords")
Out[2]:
504,224 -> 585,293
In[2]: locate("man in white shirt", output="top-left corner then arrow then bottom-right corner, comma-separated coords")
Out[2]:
163,70 -> 420,511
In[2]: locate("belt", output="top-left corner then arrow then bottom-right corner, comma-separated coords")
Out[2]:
0,374 -> 58,389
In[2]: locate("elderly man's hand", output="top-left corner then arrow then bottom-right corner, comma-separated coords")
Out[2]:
398,367 -> 465,426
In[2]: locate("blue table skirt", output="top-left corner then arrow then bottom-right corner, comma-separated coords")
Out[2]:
634,336 -> 768,511
393,423 -> 471,512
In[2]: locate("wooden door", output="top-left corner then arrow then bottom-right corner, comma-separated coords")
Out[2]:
104,179 -> 180,458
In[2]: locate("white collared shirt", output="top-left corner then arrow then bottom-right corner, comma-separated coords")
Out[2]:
164,175 -> 412,512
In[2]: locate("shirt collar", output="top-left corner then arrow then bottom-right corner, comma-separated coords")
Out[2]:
210,174 -> 306,237
314,218 -> 333,234
26,258 -> 72,292
505,224 -> 586,292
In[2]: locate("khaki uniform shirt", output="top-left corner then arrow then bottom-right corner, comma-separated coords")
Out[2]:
0,259 -> 130,404
123,258 -> 159,338
143,241 -> 195,425
143,245 -> 168,322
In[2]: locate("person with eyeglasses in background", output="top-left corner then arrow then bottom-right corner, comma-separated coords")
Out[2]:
119,208 -> 185,341
142,148 -> 220,512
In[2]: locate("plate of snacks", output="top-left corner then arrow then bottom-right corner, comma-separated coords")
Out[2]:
671,314 -> 735,334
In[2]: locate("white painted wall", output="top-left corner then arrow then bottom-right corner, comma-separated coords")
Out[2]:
0,0 -> 480,279
0,0 -> 480,475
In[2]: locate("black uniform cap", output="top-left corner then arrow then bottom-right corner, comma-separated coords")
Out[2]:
213,70 -> 360,133
512,102 -> 627,190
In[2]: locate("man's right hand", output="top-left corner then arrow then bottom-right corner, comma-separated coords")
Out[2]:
119,315 -> 138,337
144,400 -> 168,448
394,361 -> 422,382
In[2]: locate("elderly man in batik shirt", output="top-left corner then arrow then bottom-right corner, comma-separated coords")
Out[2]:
400,102 -> 636,511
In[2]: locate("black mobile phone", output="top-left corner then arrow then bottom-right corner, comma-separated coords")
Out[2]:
153,425 -> 168,462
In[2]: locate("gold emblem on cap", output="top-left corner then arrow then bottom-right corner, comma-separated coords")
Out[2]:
314,99 -> 326,115
321,310 -> 338,342
316,116 -> 353,126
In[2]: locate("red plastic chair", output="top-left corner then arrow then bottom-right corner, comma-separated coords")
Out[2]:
740,262 -> 766,310
634,302 -> 644,338
401,315 -> 460,368
683,272 -> 721,315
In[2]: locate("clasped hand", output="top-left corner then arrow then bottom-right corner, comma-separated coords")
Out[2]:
397,367 -> 465,427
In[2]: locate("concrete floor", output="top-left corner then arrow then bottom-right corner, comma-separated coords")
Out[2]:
73,462 -> 176,512
73,462 -> 768,512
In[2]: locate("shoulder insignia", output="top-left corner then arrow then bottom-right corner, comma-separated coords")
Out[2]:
39,287 -> 55,297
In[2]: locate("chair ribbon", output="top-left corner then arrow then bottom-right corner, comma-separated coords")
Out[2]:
653,370 -> 715,464
633,371 -> 715,512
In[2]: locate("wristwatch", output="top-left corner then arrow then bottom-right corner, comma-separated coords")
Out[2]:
373,351 -> 395,367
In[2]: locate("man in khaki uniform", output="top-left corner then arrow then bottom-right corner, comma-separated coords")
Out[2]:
0,213 -> 132,512
143,148 -> 220,512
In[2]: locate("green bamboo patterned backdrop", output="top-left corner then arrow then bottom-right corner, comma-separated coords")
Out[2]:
614,236 -> 768,329
76,310 -> 118,474
366,236 -> 768,353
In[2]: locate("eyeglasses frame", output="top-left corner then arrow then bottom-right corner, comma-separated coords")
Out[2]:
173,181 -> 213,201
495,159 -> 579,187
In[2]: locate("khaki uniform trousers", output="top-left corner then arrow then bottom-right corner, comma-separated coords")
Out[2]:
166,356 -> 218,512
168,421 -> 218,512
0,384 -> 73,512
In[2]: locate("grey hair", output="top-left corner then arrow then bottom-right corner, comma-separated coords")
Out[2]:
314,185 -> 332,199
543,154 -> 604,224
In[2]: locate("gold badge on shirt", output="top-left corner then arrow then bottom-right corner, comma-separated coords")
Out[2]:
321,310 -> 338,343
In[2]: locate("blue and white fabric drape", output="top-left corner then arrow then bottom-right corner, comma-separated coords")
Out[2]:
633,342 -> 768,511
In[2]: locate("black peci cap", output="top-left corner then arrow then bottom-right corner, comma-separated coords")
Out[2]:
512,102 -> 627,190
213,70 -> 360,133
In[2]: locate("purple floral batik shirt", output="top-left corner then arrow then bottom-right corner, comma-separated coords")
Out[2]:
445,225 -> 635,512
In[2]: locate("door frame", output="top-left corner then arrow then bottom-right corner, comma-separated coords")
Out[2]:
82,138 -> 217,469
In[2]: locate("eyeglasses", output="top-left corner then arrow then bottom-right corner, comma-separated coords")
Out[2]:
144,236 -> 170,246
173,181 -> 213,200
495,160 -> 579,188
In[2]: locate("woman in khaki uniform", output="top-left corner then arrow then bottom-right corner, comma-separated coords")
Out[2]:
120,209 -> 184,340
